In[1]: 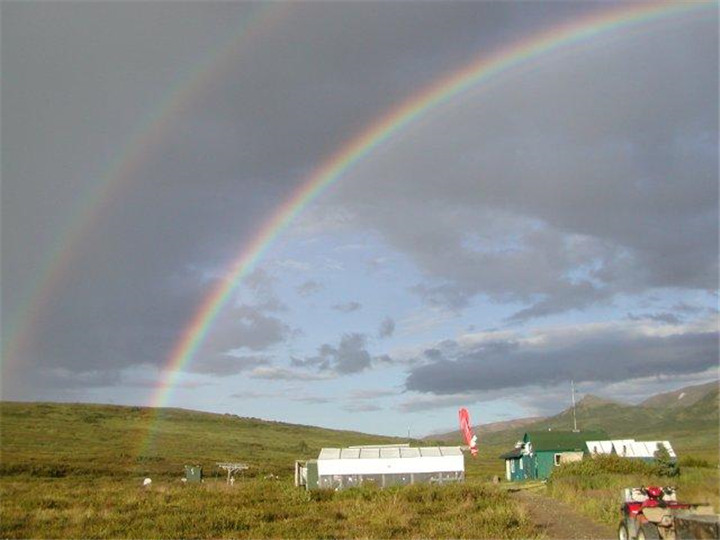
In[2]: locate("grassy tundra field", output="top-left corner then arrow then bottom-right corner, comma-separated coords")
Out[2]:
0,402 -> 533,538
1,399 -> 718,538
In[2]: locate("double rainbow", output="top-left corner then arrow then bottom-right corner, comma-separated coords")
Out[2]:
1,3 -> 291,376
153,0 -> 712,411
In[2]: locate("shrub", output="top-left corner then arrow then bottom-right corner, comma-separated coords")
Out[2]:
550,455 -> 655,479
654,445 -> 680,477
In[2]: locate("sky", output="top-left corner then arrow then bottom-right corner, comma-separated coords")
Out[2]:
2,1 -> 718,437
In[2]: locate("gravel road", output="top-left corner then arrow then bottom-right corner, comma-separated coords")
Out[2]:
512,489 -> 615,539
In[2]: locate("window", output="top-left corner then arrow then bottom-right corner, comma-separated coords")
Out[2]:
554,453 -> 562,466
519,458 -> 523,470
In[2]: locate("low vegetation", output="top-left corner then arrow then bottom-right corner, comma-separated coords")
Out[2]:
547,456 -> 719,528
0,402 -> 530,538
1,477 -> 537,539
2,400 -> 717,538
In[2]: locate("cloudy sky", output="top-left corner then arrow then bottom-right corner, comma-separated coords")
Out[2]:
2,1 -> 717,436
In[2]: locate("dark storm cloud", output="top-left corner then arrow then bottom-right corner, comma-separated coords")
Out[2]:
327,13 -> 717,318
3,0 -> 716,406
405,327 -> 719,395
292,333 -> 373,375
332,301 -> 362,313
200,305 -> 292,354
5,1 -> 560,397
378,317 -> 396,339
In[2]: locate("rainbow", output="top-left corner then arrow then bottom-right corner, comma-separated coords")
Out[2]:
0,3 -> 291,376
153,0 -> 713,412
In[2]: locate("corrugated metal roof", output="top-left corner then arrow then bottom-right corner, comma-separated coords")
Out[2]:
400,447 -> 420,458
319,448 -> 341,459
586,440 -> 614,454
318,446 -> 463,460
585,439 -> 677,459
348,444 -> 410,449
622,441 -> 676,458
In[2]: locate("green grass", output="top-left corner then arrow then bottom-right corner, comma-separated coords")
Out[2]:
3,400 -> 717,538
0,402 -> 534,538
546,456 -> 720,528
0,402 -> 408,478
0,477 -> 538,539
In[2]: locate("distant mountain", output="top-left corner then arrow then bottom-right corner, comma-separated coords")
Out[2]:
426,416 -> 543,442
639,381 -> 719,409
478,380 -> 719,461
575,394 -> 623,409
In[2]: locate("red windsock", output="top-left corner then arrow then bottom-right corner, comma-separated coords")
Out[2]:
458,407 -> 478,456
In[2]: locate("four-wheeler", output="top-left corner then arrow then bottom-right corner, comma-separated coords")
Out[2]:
618,486 -> 718,540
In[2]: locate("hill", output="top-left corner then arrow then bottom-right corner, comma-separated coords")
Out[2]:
0,401 -> 406,478
427,416 -> 543,442
488,384 -> 718,461
640,380 -> 719,409
431,381 -> 719,463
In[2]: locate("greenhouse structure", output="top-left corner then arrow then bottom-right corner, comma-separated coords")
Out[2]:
295,444 -> 465,490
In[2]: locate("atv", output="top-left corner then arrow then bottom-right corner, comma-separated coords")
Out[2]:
618,486 -> 717,540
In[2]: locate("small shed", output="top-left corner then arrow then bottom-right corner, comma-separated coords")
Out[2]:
500,430 -> 607,481
184,465 -> 203,483
295,444 -> 464,490
499,446 -> 529,481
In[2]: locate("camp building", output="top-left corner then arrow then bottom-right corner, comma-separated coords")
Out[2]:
295,444 -> 464,490
585,439 -> 676,462
500,430 -> 608,481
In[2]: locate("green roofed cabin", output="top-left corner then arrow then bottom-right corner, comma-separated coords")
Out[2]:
500,430 -> 608,481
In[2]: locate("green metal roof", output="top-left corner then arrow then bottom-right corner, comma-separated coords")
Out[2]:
523,430 -> 608,452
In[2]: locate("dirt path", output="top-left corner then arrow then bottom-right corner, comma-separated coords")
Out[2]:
512,489 -> 615,539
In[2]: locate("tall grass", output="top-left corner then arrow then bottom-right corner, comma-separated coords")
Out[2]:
1,403 -> 538,538
1,477 -> 538,539
547,456 -> 720,527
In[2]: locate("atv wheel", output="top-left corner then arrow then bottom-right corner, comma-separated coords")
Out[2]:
617,523 -> 630,540
637,523 -> 660,540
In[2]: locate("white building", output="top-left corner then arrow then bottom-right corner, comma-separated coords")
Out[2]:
295,444 -> 465,490
585,439 -> 676,460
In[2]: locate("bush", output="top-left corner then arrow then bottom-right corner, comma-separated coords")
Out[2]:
653,446 -> 680,477
550,455 -> 655,479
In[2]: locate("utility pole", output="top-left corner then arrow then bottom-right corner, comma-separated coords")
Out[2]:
571,380 -> 578,432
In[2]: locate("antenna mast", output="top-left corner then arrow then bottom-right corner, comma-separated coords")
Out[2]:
571,380 -> 578,432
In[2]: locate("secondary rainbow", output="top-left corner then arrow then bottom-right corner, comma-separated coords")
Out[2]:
0,4 -> 291,375
154,0 -> 712,409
